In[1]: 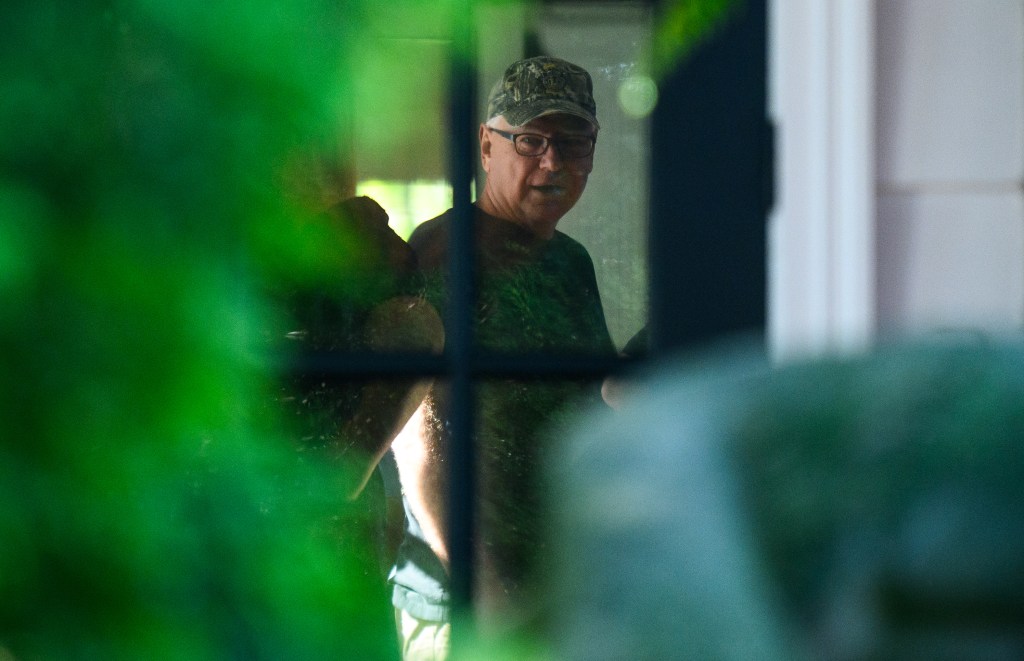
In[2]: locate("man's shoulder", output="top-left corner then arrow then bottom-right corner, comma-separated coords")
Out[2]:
407,209 -> 453,268
408,210 -> 452,244
550,229 -> 595,262
552,229 -> 585,248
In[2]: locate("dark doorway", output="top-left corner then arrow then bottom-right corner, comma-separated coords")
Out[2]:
649,0 -> 769,353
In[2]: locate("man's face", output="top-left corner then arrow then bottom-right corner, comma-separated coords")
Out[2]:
477,113 -> 596,239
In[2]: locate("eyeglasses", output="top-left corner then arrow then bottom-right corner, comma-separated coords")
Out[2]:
487,127 -> 596,160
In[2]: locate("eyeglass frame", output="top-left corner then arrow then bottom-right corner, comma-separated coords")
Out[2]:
486,127 -> 597,160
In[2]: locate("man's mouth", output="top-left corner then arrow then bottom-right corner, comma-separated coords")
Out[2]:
532,184 -> 565,196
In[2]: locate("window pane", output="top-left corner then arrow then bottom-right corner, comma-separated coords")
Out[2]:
520,3 -> 652,352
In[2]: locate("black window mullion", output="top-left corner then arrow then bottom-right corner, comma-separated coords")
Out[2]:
445,7 -> 478,637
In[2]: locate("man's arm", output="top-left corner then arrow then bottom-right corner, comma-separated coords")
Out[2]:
390,396 -> 450,570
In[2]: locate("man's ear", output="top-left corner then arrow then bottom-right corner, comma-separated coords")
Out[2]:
479,123 -> 492,173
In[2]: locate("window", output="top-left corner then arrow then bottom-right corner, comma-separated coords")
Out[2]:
341,0 -> 767,648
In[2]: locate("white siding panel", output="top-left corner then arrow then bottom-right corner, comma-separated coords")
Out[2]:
877,191 -> 1024,332
877,0 -> 1024,184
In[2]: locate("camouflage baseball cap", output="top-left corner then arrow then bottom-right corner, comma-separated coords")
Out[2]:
486,56 -> 599,129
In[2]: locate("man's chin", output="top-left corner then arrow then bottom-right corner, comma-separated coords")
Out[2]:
529,198 -> 570,216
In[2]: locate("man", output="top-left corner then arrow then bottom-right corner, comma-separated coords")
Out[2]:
389,56 -> 616,659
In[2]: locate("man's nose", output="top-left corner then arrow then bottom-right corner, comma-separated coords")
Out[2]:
539,143 -> 564,171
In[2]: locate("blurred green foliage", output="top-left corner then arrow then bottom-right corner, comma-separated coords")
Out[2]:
0,0 -> 746,657
547,340 -> 1024,660
653,0 -> 740,79
0,0 -> 466,658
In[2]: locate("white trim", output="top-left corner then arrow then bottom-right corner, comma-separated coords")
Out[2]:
768,0 -> 876,361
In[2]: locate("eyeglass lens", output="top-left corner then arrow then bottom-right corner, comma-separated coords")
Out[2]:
515,133 -> 593,159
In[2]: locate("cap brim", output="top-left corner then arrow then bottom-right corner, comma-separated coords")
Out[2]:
502,100 -> 600,130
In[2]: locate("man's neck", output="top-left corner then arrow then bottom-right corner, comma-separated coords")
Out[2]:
476,188 -> 558,241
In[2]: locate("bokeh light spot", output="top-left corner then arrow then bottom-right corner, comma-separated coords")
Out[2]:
617,74 -> 659,118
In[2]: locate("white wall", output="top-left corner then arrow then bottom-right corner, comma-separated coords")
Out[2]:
875,0 -> 1024,336
771,0 -> 1024,359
